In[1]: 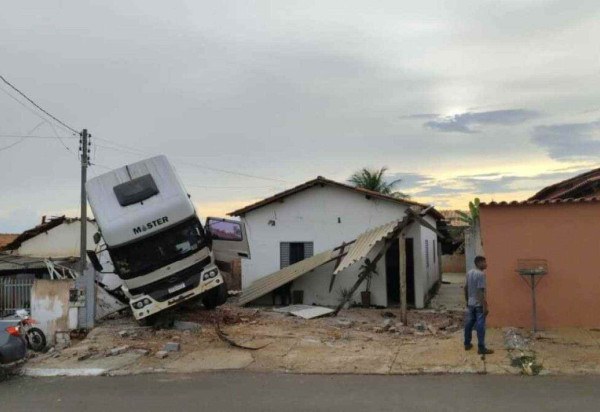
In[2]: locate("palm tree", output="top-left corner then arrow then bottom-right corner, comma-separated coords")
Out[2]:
348,167 -> 410,199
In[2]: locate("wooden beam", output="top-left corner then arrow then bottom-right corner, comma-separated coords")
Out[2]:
332,216 -> 413,316
406,208 -> 445,239
399,234 -> 408,325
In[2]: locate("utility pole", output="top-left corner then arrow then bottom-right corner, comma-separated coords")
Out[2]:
79,129 -> 89,273
79,129 -> 94,327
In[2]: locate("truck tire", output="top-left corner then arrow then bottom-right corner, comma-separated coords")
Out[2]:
202,283 -> 228,310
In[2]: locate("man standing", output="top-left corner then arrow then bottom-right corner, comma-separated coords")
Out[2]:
464,256 -> 494,355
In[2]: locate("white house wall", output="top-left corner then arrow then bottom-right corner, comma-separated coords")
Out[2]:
416,214 -> 441,307
241,184 -> 431,308
16,221 -> 97,258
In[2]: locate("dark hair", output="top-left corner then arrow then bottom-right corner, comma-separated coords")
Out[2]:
474,256 -> 486,265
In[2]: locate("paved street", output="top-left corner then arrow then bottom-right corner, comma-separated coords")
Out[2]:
2,372 -> 600,411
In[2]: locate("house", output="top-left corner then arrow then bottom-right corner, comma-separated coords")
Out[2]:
229,176 -> 444,309
479,171 -> 600,328
2,216 -> 97,259
0,233 -> 18,250
528,166 -> 600,201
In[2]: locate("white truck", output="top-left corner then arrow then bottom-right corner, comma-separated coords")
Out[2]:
85,155 -> 250,322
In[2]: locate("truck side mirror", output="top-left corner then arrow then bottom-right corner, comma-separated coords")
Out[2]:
93,232 -> 102,245
86,250 -> 104,272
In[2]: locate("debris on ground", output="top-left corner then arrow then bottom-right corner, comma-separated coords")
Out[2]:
214,322 -> 271,351
335,319 -> 354,328
414,322 -> 426,332
173,321 -> 202,332
503,328 -> 543,376
382,319 -> 394,331
155,351 -> 168,359
164,342 -> 181,353
110,345 -> 130,356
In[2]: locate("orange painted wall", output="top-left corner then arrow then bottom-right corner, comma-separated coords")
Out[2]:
479,202 -> 600,328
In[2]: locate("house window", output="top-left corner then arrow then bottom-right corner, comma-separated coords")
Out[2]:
425,240 -> 430,268
433,241 -> 436,264
280,242 -> 314,268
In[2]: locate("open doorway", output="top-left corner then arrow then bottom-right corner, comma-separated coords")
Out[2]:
385,237 -> 415,306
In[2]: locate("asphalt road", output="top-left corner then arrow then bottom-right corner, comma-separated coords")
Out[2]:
2,372 -> 600,412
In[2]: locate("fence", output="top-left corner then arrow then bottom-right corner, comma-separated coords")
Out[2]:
442,254 -> 466,273
0,277 -> 34,317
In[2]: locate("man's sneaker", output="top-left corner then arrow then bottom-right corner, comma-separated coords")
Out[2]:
464,344 -> 473,351
478,348 -> 494,355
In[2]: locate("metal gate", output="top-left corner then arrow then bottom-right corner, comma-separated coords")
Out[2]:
0,277 -> 34,317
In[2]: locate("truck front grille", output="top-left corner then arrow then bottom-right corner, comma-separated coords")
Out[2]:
128,256 -> 211,300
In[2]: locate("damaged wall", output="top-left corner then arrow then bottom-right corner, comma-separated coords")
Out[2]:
16,220 -> 97,258
31,279 -> 75,345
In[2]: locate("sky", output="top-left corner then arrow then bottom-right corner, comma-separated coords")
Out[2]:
1,0 -> 599,232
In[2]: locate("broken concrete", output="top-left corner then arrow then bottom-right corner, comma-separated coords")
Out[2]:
110,346 -> 130,356
164,342 -> 181,353
173,321 -> 202,332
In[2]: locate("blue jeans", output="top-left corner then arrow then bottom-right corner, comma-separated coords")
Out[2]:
464,306 -> 486,349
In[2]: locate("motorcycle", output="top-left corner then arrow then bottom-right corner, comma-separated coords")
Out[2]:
14,309 -> 46,352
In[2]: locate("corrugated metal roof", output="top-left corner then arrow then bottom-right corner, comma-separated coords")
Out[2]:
333,220 -> 401,275
238,249 -> 339,306
481,196 -> 600,207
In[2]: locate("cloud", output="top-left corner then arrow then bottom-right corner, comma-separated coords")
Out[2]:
386,172 -> 432,188
399,113 -> 440,120
406,168 -> 590,200
532,120 -> 600,161
424,109 -> 539,133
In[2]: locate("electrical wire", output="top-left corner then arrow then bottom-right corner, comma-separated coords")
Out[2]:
0,74 -> 79,134
0,83 -> 79,158
94,136 -> 291,184
0,134 -> 78,139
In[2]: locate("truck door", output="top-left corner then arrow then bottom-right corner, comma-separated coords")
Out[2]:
205,217 -> 251,264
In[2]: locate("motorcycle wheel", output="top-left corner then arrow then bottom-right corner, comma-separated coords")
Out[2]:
26,327 -> 47,352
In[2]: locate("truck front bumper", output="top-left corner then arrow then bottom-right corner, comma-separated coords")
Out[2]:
129,265 -> 224,320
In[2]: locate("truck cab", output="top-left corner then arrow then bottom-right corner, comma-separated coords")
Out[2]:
86,155 -> 249,322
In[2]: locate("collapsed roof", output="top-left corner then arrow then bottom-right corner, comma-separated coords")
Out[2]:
238,208 -> 443,306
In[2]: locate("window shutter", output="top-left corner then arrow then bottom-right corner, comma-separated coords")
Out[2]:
280,242 -> 313,269
304,242 -> 313,259
280,242 -> 290,269
425,240 -> 430,268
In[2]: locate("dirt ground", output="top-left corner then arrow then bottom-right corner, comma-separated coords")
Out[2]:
21,303 -> 600,377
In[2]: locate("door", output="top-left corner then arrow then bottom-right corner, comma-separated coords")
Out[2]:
406,238 -> 415,305
385,238 -> 400,304
205,217 -> 251,264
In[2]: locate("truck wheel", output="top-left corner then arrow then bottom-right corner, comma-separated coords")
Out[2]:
202,283 -> 228,310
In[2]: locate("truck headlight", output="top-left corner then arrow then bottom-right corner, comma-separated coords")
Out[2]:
133,298 -> 152,309
203,268 -> 219,280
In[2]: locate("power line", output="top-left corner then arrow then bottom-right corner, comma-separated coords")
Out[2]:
0,134 -> 78,139
0,83 -> 80,157
94,136 -> 291,184
0,74 -> 79,134
0,121 -> 46,152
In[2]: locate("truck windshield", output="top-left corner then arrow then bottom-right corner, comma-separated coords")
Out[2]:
110,218 -> 206,278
